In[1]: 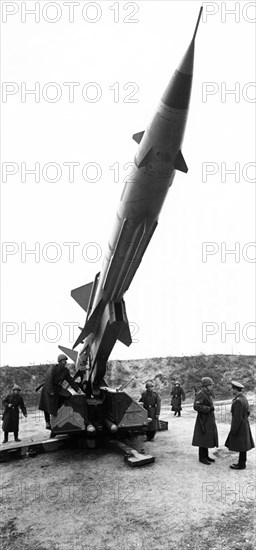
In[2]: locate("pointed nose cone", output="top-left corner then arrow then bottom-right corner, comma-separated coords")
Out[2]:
161,41 -> 194,110
177,39 -> 195,76
162,6 -> 203,110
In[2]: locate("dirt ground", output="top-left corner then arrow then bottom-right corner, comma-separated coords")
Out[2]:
0,402 -> 255,550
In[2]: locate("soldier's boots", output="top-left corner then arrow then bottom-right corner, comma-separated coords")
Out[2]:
206,456 -> 215,462
3,432 -> 9,443
199,458 -> 211,465
230,462 -> 246,470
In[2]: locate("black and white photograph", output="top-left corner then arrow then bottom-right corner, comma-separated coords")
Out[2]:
1,1 -> 255,549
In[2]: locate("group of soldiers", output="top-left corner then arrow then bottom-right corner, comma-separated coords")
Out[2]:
145,375 -> 255,470
191,376 -> 255,469
1,354 -> 82,443
146,375 -> 254,470
1,357 -> 255,470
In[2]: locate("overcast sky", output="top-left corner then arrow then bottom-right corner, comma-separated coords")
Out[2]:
1,0 -> 255,367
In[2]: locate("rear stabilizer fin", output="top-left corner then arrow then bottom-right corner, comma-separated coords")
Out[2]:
72,299 -> 105,349
118,322 -> 132,347
71,282 -> 93,312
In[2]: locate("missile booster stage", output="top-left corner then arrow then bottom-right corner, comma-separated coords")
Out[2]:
53,7 -> 203,437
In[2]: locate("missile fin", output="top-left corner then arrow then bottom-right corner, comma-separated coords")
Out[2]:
72,327 -> 89,349
118,322 -> 132,347
71,282 -> 93,312
72,299 -> 105,349
58,345 -> 78,363
138,147 -> 154,168
174,150 -> 188,173
132,131 -> 144,144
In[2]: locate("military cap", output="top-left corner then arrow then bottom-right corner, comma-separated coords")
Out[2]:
57,353 -> 68,362
175,381 -> 180,385
12,384 -> 21,391
231,380 -> 244,389
202,377 -> 213,386
146,381 -> 154,388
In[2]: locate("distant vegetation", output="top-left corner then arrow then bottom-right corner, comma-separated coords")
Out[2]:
106,354 -> 256,401
0,354 -> 255,408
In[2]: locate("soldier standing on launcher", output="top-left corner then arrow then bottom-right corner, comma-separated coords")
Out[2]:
225,380 -> 255,470
192,377 -> 218,465
171,380 -> 185,417
39,354 -> 82,429
2,385 -> 27,443
139,381 -> 161,441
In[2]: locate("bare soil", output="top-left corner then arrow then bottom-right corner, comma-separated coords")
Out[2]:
0,403 -> 255,550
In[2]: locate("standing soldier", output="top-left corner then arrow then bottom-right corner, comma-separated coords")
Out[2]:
225,380 -> 255,470
192,377 -> 218,465
171,380 -> 185,417
2,385 -> 27,443
139,381 -> 161,441
39,354 -> 82,430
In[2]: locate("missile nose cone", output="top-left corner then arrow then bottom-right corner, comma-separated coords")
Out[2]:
161,6 -> 203,110
177,40 -> 195,76
161,57 -> 193,110
177,5 -> 203,75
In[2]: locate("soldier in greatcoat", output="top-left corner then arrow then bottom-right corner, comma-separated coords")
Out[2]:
139,381 -> 161,441
39,354 -> 82,429
171,381 -> 185,416
2,385 -> 27,443
225,380 -> 255,470
192,377 -> 218,465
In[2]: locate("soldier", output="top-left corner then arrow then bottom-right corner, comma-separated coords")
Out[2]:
225,380 -> 255,470
171,380 -> 185,417
39,354 -> 82,429
192,377 -> 218,465
139,381 -> 161,441
2,385 -> 27,443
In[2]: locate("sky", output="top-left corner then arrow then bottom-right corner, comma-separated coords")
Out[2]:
1,0 -> 255,367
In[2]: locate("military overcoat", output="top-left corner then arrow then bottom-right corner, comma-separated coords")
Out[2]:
192,388 -> 218,448
139,390 -> 161,432
225,393 -> 255,452
171,386 -> 185,412
39,363 -> 80,416
2,393 -> 27,433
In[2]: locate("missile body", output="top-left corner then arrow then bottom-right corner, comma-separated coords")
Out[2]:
60,7 -> 203,396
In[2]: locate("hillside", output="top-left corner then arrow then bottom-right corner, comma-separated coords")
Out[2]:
0,354 -> 255,408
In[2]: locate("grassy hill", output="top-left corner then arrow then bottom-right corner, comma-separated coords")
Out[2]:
0,354 -> 255,408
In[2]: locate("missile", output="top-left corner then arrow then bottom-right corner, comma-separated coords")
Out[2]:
60,7 -> 203,395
